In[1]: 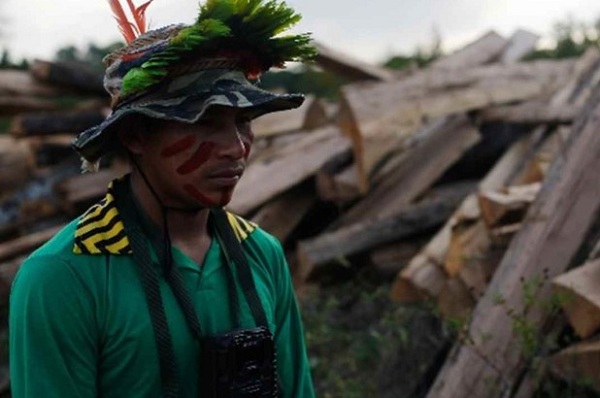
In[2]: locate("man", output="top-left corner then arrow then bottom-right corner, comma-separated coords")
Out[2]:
9,0 -> 316,397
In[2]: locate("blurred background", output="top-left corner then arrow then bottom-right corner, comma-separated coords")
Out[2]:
2,1 -> 600,398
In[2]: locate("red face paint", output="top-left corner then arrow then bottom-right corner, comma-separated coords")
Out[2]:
161,134 -> 197,158
176,142 -> 216,175
184,184 -> 218,207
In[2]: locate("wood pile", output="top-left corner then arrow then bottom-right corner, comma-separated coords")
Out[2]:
1,29 -> 600,397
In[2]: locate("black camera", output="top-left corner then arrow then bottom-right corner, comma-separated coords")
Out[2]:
201,326 -> 279,397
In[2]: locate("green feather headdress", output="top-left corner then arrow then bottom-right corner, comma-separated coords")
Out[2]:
108,0 -> 316,99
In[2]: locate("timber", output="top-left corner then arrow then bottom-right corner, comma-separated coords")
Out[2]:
228,126 -> 351,215
251,185 -> 316,243
431,31 -> 508,70
499,29 -> 540,64
10,109 -> 108,137
477,102 -> 577,125
314,41 -> 397,82
0,70 -> 62,97
426,60 -> 600,398
0,225 -> 63,263
0,136 -> 34,192
548,339 -> 600,393
338,114 -> 480,224
552,259 -> 600,338
31,60 -> 104,94
296,182 -> 474,282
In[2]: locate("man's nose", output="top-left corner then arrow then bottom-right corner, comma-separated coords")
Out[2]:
216,122 -> 246,160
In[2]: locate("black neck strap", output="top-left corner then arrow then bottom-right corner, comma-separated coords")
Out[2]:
111,178 -> 268,398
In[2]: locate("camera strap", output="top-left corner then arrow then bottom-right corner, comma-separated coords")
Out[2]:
112,178 -> 269,397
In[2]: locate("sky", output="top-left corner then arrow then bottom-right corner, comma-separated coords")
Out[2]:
2,0 -> 600,65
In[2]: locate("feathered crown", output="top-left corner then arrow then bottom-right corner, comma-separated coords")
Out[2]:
105,0 -> 316,101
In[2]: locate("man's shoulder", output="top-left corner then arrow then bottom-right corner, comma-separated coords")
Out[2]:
28,218 -> 81,260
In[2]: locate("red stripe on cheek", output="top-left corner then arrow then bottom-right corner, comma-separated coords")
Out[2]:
161,135 -> 197,158
184,185 -> 218,207
176,142 -> 215,175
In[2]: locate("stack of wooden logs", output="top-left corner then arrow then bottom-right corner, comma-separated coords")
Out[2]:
2,28 -> 600,397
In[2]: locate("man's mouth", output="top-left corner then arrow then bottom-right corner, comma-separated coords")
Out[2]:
206,167 -> 244,186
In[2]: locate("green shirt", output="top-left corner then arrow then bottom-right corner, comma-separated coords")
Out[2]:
9,186 -> 314,398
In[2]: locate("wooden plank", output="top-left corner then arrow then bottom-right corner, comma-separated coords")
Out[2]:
499,29 -> 540,64
228,126 -> 351,215
314,41 -> 397,82
339,63 -> 568,191
296,181 -> 474,283
0,69 -> 63,97
477,102 -> 577,125
431,31 -> 508,70
478,183 -> 541,229
0,225 -> 63,263
338,114 -> 480,225
426,62 -> 600,398
250,185 -> 316,243
0,96 -> 57,115
30,60 -> 104,94
0,136 -> 34,192
390,134 -> 548,304
548,339 -> 600,393
553,259 -> 600,338
369,239 -> 427,279
10,108 -> 108,137
252,96 -> 327,138
437,278 -> 475,320
56,169 -> 120,214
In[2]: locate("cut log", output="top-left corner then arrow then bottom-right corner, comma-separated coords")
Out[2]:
252,96 -> 327,138
338,114 -> 480,224
426,58 -> 600,398
431,31 -> 508,70
339,63 -> 567,191
0,136 -> 34,192
314,41 -> 397,82
548,339 -> 600,393
477,102 -> 577,125
315,162 -> 360,204
296,181 -> 474,283
393,48 -> 599,309
56,169 -> 121,214
552,259 -> 600,339
228,126 -> 351,215
250,185 -> 316,243
0,225 -> 63,263
499,29 -> 540,64
369,239 -> 427,279
0,70 -> 63,97
303,97 -> 333,130
30,59 -> 104,95
391,195 -> 479,302
437,278 -> 475,321
10,108 -> 108,137
445,220 -> 492,278
478,183 -> 541,229
0,96 -> 58,115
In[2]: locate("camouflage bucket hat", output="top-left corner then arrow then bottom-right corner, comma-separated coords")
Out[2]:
72,67 -> 305,165
71,0 -> 316,168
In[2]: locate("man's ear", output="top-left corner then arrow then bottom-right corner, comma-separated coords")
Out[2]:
118,129 -> 145,155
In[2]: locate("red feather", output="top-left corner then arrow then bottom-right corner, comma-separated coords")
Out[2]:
126,0 -> 154,35
107,0 -> 137,43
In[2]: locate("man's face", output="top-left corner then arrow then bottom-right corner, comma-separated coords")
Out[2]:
130,106 -> 254,209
